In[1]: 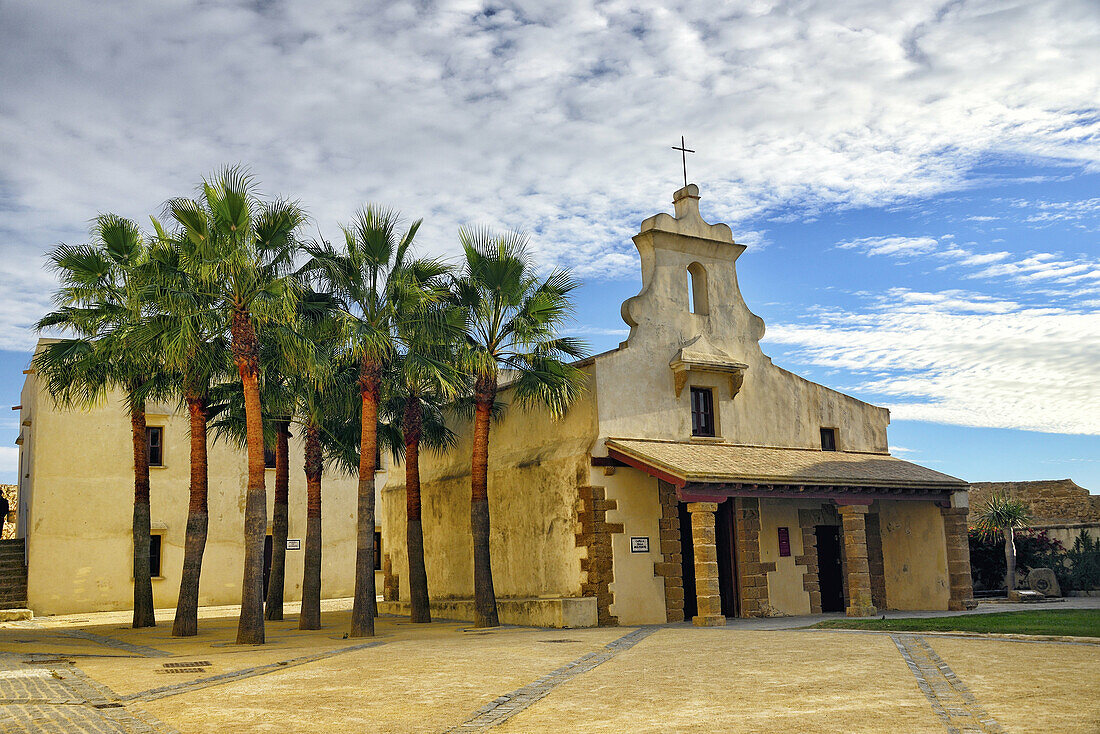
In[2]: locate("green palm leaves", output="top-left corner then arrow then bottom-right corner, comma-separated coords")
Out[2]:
453,227 -> 588,627
34,213 -> 161,629
974,493 -> 1031,595
34,166 -> 588,640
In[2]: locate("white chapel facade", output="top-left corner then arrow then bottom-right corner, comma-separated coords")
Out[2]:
379,184 -> 975,627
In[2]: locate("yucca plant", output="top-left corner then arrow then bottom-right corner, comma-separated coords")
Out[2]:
973,493 -> 1031,594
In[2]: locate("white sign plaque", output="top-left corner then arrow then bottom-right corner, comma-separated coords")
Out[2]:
286,539 -> 301,551
630,537 -> 650,553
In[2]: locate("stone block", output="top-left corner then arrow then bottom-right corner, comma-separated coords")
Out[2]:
694,576 -> 721,596
694,544 -> 717,563
687,502 -> 719,513
653,561 -> 679,577
692,613 -> 726,627
1027,567 -> 1061,597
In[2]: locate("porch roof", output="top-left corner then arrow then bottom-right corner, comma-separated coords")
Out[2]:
603,438 -> 966,491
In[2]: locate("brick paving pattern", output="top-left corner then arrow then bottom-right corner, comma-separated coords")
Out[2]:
1,637 -> 389,732
444,626 -> 659,733
61,630 -> 170,658
0,656 -> 177,733
892,634 -> 1004,734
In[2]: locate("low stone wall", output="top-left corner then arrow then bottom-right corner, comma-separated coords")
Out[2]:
1032,522 -> 1100,550
968,480 -> 1100,525
378,596 -> 598,628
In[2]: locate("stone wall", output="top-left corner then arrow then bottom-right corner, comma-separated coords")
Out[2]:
968,480 -> 1100,524
0,485 -> 15,540
654,480 -> 685,622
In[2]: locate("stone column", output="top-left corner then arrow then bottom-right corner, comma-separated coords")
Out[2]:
687,502 -> 725,626
941,507 -> 977,611
837,504 -> 876,617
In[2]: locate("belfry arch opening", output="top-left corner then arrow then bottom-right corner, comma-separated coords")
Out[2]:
687,262 -> 709,315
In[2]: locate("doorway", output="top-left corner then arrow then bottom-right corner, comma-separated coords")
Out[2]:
815,525 -> 844,612
263,534 -> 273,599
715,500 -> 739,617
678,501 -> 739,619
678,503 -> 697,619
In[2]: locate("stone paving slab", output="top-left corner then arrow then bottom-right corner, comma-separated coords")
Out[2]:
444,626 -> 659,733
891,634 -> 1003,734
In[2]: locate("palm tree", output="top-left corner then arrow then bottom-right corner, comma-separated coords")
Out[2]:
300,206 -> 447,637
162,167 -> 306,644
136,230 -> 230,636
452,228 -> 587,627
388,302 -> 463,623
34,214 -> 161,628
293,291 -> 358,629
974,493 -> 1031,595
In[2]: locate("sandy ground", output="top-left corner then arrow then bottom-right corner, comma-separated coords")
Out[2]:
2,603 -> 1098,733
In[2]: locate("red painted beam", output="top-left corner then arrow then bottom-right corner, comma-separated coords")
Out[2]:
605,448 -> 686,488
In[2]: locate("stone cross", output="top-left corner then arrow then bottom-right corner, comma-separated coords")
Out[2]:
671,135 -> 694,188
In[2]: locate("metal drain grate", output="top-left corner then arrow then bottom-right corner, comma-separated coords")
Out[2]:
157,660 -> 211,674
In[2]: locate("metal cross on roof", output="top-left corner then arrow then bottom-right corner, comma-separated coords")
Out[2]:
671,135 -> 695,188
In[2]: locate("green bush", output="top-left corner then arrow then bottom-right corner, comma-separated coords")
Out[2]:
969,528 -> 1100,592
968,528 -> 1070,591
1065,531 -> 1100,591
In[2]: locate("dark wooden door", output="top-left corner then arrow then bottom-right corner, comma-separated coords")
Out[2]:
815,525 -> 844,612
263,534 -> 273,599
715,500 -> 739,617
677,502 -> 697,620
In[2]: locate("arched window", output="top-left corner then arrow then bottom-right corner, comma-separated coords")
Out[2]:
687,262 -> 709,315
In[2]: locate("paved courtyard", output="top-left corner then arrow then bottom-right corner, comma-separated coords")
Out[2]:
1,600 -> 1098,733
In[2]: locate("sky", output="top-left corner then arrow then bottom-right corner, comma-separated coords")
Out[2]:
0,0 -> 1097,489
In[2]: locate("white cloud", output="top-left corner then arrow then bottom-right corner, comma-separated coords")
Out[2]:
0,0 -> 1098,348
837,236 -> 940,258
765,289 -> 1100,435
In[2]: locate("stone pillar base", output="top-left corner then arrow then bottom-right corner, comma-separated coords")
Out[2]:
948,600 -> 979,611
692,614 -> 726,627
846,604 -> 877,618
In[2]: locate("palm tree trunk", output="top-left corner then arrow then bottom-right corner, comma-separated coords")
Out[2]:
233,311 -> 267,645
350,359 -> 380,637
1004,526 -> 1017,593
265,421 -> 291,621
130,397 -> 156,629
300,420 -> 323,630
172,396 -> 209,637
404,395 -> 430,624
470,374 -> 499,628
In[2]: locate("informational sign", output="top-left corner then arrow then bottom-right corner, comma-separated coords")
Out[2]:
286,539 -> 301,551
777,527 -> 791,557
630,537 -> 650,553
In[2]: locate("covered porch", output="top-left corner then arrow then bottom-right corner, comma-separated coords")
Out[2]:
601,438 -> 976,625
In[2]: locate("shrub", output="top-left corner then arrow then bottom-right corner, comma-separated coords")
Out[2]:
1065,531 -> 1100,591
968,528 -> 1069,592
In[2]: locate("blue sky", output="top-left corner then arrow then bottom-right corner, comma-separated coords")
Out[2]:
0,1 -> 1097,490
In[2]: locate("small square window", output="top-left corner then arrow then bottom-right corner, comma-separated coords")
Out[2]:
820,427 -> 837,452
146,427 -> 163,467
690,387 -> 715,437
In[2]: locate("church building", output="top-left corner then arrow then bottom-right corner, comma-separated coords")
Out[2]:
379,184 -> 975,627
